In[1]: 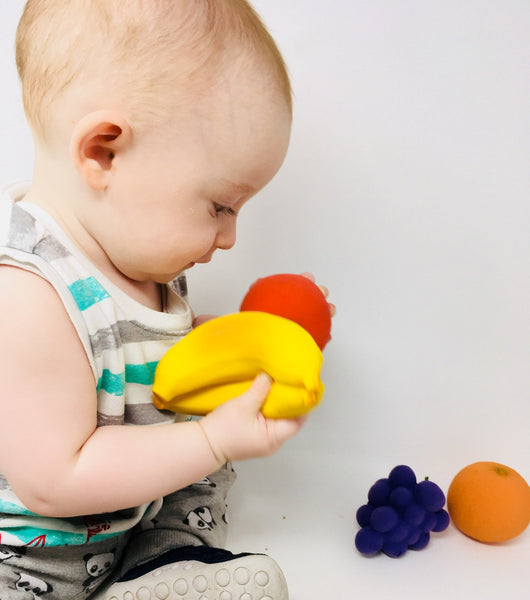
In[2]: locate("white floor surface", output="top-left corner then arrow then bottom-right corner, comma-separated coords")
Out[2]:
227,434 -> 528,600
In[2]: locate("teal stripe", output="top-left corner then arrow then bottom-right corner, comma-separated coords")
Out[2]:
96,363 -> 158,396
3,526 -> 120,547
0,498 -> 36,516
97,369 -> 125,396
125,361 -> 158,386
69,277 -> 110,311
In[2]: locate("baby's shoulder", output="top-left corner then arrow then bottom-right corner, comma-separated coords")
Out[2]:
0,265 -> 94,390
0,265 -> 81,346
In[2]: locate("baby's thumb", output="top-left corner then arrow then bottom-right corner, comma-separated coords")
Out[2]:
243,372 -> 273,411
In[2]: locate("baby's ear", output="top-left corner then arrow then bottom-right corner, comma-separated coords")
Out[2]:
70,111 -> 132,191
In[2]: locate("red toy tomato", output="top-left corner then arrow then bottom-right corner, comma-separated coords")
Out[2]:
240,273 -> 332,350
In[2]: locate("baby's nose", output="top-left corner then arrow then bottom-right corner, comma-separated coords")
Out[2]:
216,219 -> 237,250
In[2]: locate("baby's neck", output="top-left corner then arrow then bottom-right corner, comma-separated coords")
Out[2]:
24,172 -> 164,313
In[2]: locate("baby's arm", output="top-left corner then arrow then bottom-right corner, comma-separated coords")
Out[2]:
0,267 -> 302,518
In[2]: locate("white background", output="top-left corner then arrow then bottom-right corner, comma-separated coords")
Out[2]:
1,1 -> 529,599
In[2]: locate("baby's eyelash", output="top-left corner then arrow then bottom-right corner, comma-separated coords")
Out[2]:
214,204 -> 237,217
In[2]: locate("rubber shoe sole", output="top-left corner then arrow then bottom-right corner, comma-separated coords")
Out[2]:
99,554 -> 289,600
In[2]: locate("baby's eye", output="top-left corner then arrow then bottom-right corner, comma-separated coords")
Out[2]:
214,203 -> 237,217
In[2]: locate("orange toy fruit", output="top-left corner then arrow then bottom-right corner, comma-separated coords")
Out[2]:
447,461 -> 530,543
240,273 -> 332,350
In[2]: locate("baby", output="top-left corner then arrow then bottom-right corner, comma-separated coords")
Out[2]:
0,1 -> 333,599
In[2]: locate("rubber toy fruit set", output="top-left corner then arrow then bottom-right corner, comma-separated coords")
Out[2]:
153,273 -> 332,419
355,465 -> 450,558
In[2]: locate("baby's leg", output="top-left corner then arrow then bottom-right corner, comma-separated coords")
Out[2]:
119,462 -> 237,574
0,535 -> 128,600
99,463 -> 289,599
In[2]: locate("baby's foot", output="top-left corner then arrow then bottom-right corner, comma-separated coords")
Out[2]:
98,545 -> 288,600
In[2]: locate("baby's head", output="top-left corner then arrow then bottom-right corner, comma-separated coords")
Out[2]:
16,0 -> 292,145
16,1 -> 293,284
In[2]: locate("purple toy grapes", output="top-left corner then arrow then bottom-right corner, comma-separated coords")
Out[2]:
368,479 -> 392,507
403,503 -> 426,527
389,486 -> 413,508
388,465 -> 416,488
415,479 -> 446,512
355,527 -> 384,555
356,504 -> 373,527
370,506 -> 399,533
355,465 -> 450,558
433,509 -> 450,532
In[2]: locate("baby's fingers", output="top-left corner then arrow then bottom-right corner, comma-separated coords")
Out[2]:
300,271 -> 327,295
300,271 -> 335,316
268,414 -> 308,445
300,271 -> 328,297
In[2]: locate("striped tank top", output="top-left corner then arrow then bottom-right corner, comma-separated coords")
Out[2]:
0,182 -> 193,547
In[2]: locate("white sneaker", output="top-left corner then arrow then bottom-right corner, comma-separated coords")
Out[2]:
98,545 -> 289,600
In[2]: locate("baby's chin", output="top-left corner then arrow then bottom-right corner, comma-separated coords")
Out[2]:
150,257 -> 211,283
154,266 -> 193,284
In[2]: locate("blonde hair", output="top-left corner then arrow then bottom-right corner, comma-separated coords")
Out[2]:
16,0 -> 292,140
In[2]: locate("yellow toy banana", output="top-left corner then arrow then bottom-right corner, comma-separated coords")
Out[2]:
152,311 -> 324,418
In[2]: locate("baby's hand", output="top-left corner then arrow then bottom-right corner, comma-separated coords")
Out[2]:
192,314 -> 217,327
198,374 -> 306,463
300,272 -> 336,317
